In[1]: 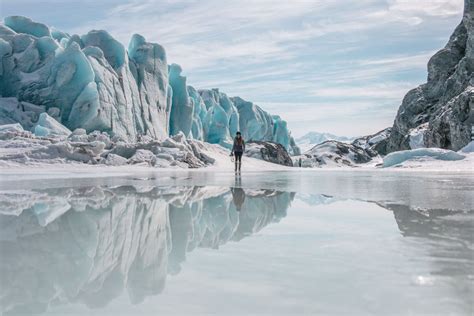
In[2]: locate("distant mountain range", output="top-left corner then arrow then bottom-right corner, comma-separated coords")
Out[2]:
296,132 -> 355,152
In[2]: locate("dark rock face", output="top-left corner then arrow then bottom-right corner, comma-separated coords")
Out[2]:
352,127 -> 392,156
245,141 -> 293,166
387,1 -> 474,152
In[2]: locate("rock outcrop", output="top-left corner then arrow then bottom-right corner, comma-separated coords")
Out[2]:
387,1 -> 473,152
296,140 -> 374,167
352,127 -> 392,156
245,141 -> 293,166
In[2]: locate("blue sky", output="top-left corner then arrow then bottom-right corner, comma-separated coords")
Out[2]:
0,0 -> 465,137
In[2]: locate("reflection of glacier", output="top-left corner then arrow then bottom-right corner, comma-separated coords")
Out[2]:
0,186 -> 294,314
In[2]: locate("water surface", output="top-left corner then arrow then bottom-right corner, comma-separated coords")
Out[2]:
0,170 -> 472,315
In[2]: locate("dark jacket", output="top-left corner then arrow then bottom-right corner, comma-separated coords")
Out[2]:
232,137 -> 245,153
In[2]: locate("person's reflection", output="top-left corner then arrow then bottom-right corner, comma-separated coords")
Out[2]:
231,187 -> 246,211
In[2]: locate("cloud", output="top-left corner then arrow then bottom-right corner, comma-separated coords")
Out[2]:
32,0 -> 465,136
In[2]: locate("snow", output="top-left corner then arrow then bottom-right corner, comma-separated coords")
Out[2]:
460,141 -> 474,153
296,132 -> 354,153
0,123 -> 24,134
409,123 -> 428,149
383,147 -> 465,167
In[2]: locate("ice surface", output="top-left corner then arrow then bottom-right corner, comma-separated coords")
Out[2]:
383,147 -> 465,167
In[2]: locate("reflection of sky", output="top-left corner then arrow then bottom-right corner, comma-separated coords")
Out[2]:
0,0 -> 465,136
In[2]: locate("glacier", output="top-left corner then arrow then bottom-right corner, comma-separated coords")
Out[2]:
0,16 -> 299,154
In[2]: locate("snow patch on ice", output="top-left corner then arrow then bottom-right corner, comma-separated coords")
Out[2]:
409,123 -> 428,149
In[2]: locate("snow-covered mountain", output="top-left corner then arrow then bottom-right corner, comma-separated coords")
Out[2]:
0,16 -> 299,155
296,132 -> 354,153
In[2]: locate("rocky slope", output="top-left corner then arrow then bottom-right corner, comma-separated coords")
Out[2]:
293,127 -> 391,167
387,1 -> 473,152
245,141 -> 294,166
295,140 -> 374,167
0,16 -> 299,154
352,127 -> 392,156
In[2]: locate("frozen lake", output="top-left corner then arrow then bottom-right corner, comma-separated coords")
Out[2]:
0,170 -> 473,315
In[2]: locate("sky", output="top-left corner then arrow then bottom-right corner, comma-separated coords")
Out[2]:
0,0 -> 465,137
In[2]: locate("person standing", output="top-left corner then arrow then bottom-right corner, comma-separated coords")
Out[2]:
231,131 -> 245,174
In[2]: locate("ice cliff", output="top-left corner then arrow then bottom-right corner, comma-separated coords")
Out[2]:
387,0 -> 473,152
0,16 -> 299,154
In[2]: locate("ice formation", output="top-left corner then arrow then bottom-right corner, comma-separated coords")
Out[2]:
383,148 -> 465,167
460,140 -> 474,153
0,16 -> 299,154
0,125 -> 219,168
0,185 -> 295,313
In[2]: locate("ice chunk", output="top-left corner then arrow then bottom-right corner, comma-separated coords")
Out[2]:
0,38 -> 12,75
383,148 -> 465,167
51,27 -> 69,42
459,141 -> 474,153
169,64 -> 193,137
104,153 -> 128,166
272,115 -> 290,151
187,86 -> 206,140
198,89 -> 236,147
128,149 -> 157,166
81,30 -> 126,70
128,33 -> 170,140
34,112 -> 71,137
0,123 -> 24,133
4,16 -> 51,38
0,97 -> 45,130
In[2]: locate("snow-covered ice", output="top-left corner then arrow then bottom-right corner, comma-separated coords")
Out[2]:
383,147 -> 466,167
